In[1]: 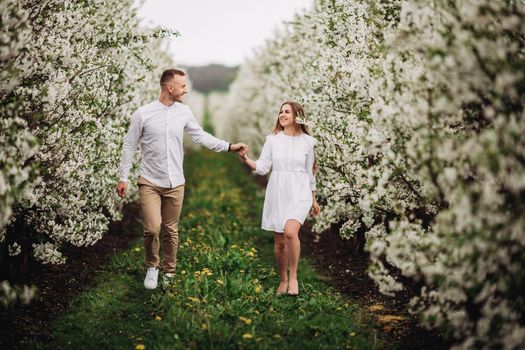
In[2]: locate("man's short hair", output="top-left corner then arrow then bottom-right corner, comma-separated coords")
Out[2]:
160,69 -> 186,86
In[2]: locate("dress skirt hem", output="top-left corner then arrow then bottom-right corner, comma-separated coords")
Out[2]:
261,216 -> 307,233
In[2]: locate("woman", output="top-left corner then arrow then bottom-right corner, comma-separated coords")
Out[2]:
240,101 -> 320,296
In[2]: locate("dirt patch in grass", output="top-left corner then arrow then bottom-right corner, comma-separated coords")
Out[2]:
0,203 -> 141,349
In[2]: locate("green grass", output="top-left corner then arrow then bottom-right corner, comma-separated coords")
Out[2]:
40,151 -> 386,350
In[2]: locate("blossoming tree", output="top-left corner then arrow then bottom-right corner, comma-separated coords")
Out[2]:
0,0 -> 176,305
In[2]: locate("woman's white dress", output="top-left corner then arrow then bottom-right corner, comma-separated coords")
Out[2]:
254,131 -> 316,233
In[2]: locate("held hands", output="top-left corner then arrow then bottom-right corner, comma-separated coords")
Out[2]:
238,146 -> 249,161
229,143 -> 249,155
116,181 -> 128,198
237,145 -> 256,171
231,142 -> 249,161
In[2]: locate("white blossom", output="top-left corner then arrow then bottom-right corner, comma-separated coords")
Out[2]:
7,242 -> 21,256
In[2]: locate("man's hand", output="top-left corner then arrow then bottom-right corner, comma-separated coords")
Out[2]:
229,143 -> 248,154
116,181 -> 128,198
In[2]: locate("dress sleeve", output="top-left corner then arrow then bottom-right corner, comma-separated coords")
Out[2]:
118,110 -> 143,182
254,137 -> 272,176
305,137 -> 317,191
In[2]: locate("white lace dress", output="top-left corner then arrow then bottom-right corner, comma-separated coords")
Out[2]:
254,131 -> 316,233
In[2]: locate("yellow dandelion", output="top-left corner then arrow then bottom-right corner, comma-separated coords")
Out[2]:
188,296 -> 200,303
135,344 -> 145,350
242,333 -> 253,340
154,315 -> 162,321
201,268 -> 213,276
216,279 -> 224,285
255,286 -> 261,293
133,247 -> 141,252
239,316 -> 252,325
350,332 -> 356,336
201,323 -> 208,330
246,251 -> 255,257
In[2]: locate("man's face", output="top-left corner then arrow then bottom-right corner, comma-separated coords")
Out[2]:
167,75 -> 188,102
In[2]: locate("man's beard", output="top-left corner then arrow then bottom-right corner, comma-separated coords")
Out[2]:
170,93 -> 183,103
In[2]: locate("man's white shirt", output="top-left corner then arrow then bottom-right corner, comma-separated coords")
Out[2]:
119,100 -> 229,188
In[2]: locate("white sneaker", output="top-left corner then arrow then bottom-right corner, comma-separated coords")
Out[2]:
144,267 -> 159,289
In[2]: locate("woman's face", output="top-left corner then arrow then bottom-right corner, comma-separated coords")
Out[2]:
279,104 -> 295,128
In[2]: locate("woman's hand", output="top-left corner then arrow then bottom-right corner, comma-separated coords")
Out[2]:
311,200 -> 320,216
239,147 -> 249,161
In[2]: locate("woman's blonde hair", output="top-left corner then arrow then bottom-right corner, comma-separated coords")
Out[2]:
272,101 -> 312,135
273,101 -> 317,174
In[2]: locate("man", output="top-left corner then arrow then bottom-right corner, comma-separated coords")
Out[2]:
116,69 -> 247,289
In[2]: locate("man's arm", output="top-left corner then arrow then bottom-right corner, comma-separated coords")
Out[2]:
116,111 -> 142,197
184,109 -> 247,153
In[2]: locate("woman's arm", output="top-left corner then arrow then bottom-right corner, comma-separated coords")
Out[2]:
240,153 -> 257,171
241,138 -> 272,175
306,137 -> 320,216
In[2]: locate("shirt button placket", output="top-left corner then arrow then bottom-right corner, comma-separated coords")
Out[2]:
166,111 -> 172,187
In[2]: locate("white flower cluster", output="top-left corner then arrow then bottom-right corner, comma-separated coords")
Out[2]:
213,0 -> 525,348
8,242 -> 21,256
32,242 -> 65,265
0,280 -> 37,309
0,1 -> 175,267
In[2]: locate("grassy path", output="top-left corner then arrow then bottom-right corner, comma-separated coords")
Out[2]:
41,151 -> 386,349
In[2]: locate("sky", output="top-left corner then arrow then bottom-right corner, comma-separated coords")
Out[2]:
136,0 -> 312,67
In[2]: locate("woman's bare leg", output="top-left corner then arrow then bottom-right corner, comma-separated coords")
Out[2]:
274,232 -> 288,293
284,220 -> 301,295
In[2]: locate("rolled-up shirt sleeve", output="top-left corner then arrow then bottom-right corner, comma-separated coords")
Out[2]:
118,111 -> 143,182
305,137 -> 317,191
254,138 -> 272,176
184,108 -> 229,152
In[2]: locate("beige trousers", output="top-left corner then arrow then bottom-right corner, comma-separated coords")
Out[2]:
137,176 -> 184,273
